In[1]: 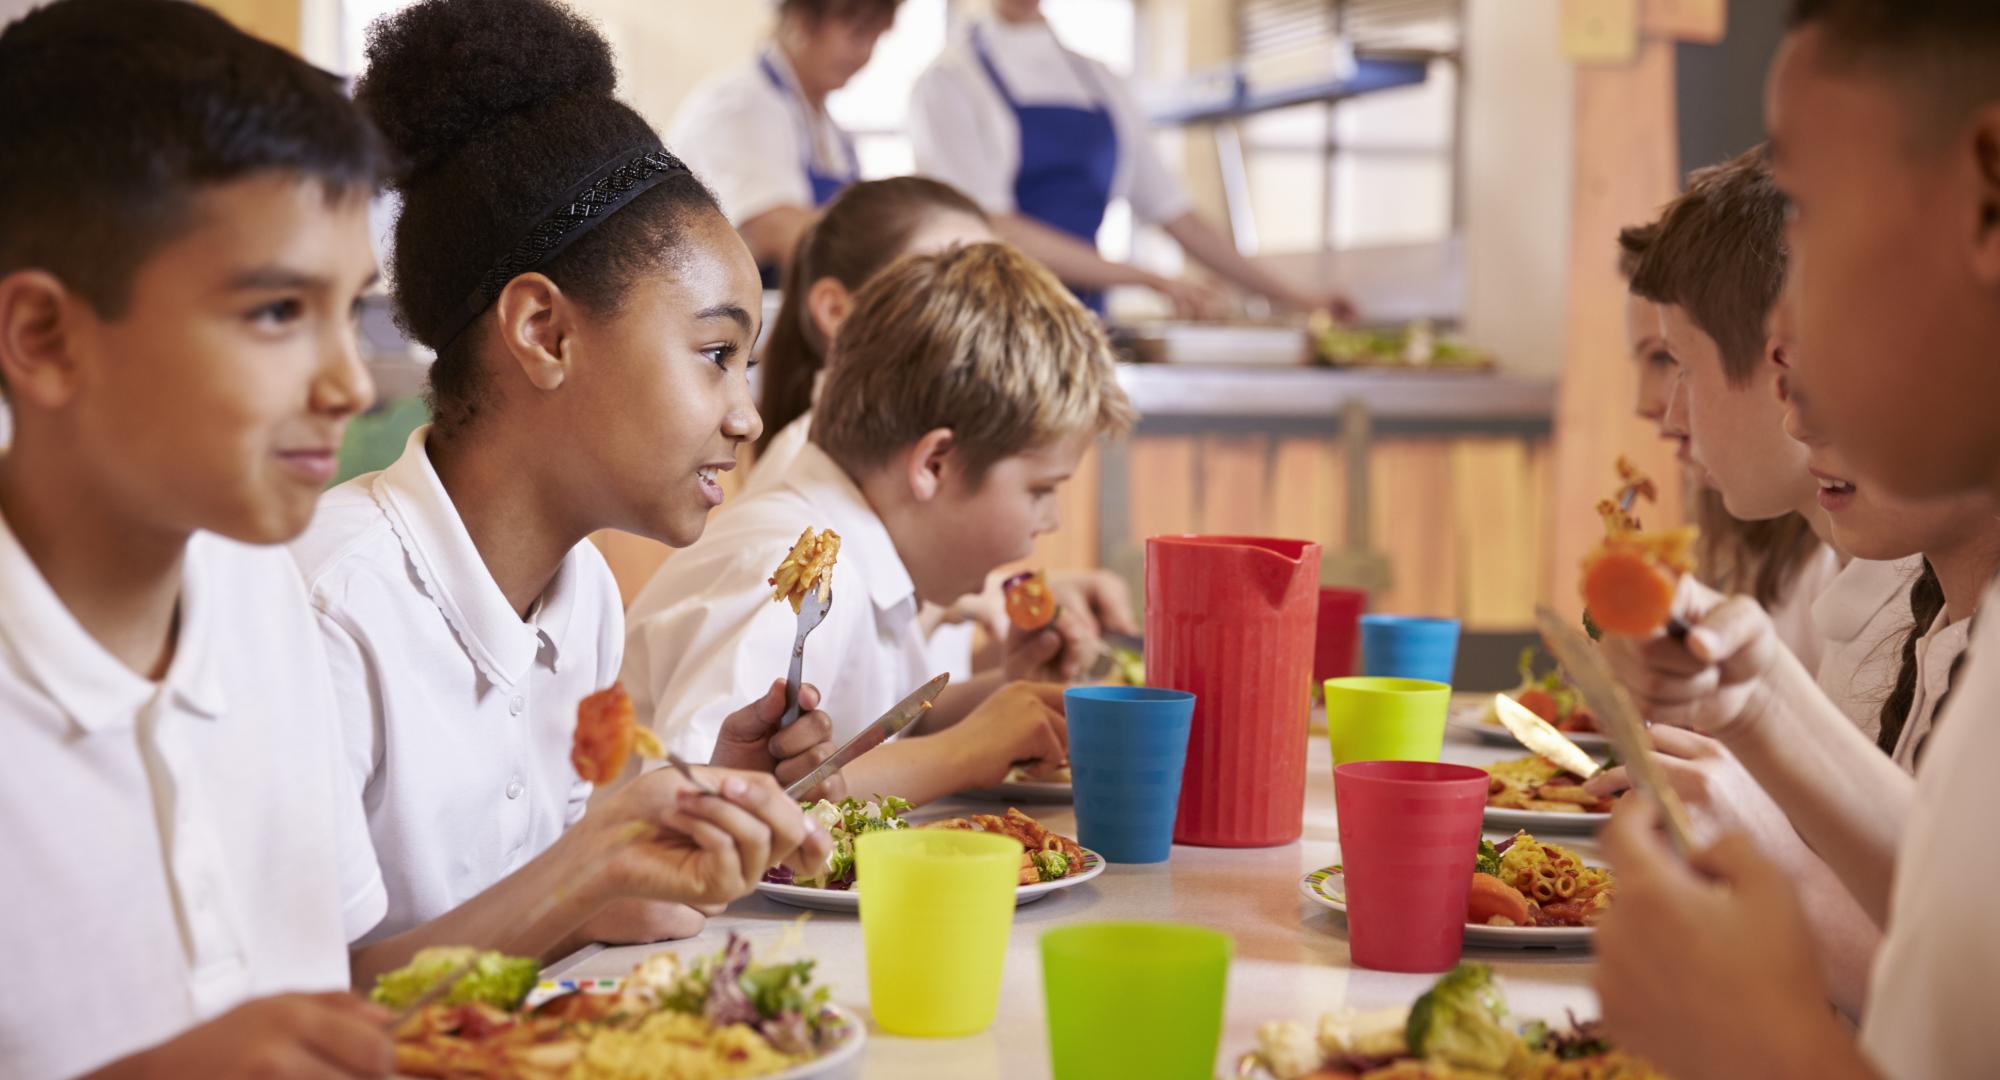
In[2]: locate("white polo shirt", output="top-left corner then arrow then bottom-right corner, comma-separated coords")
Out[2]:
1894,609 -> 1970,773
1812,555 -> 1921,740
0,518 -> 384,1080
669,47 -> 857,227
623,441 -> 936,759
1861,576 -> 2000,1076
910,17 -> 1192,228
1766,542 -> 1842,682
291,427 -> 622,945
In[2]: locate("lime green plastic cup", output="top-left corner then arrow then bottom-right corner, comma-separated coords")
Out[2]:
1324,676 -> 1452,765
1040,922 -> 1232,1079
857,829 -> 1023,1037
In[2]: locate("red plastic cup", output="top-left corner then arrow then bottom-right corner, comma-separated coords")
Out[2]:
1314,587 -> 1367,685
1332,761 -> 1489,972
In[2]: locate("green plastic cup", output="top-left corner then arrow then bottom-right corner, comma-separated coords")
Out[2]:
858,829 -> 1023,1037
1041,922 -> 1231,1079
1325,676 -> 1451,764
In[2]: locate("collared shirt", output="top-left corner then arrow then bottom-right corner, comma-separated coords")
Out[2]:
910,16 -> 1192,227
1812,555 -> 1921,740
669,47 -> 856,226
623,440 -> 935,758
1895,607 -> 1970,773
1767,542 -> 1842,681
1861,575 -> 2000,1077
0,517 -> 384,1080
291,427 -> 622,944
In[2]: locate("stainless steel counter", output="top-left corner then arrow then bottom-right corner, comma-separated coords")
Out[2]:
1115,364 -> 1555,426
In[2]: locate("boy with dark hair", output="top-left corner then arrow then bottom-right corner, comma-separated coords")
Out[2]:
0,4 -> 396,1075
1591,3 -> 2000,1077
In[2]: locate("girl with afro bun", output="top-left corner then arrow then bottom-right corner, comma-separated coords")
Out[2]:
290,0 -> 838,982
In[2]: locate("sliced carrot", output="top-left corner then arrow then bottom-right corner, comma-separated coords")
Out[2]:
1467,872 -> 1534,926
1581,547 -> 1678,637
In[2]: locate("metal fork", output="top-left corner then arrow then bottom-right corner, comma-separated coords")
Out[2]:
777,583 -> 831,729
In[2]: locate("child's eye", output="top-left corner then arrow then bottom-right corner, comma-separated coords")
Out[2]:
247,298 -> 305,327
703,343 -> 739,369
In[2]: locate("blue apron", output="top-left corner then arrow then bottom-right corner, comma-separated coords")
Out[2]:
758,51 -> 857,208
972,26 -> 1120,315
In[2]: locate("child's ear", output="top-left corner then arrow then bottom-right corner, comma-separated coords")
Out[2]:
906,427 -> 957,502
805,277 -> 852,345
493,272 -> 574,392
1971,105 -> 2000,284
0,270 -> 84,409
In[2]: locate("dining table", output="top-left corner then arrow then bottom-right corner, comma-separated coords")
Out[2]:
543,702 -> 1602,1079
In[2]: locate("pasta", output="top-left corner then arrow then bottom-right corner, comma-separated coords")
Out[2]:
768,527 -> 840,613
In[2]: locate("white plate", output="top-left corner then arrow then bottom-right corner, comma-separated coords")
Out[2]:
1449,700 -> 1612,751
755,847 -> 1105,913
958,778 -> 1073,803
1483,805 -> 1609,833
480,985 -> 866,1080
1298,866 -> 1594,949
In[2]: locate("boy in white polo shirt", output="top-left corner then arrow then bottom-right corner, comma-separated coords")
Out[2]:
625,241 -> 1135,805
0,5 -> 828,1077
0,5 -> 395,1077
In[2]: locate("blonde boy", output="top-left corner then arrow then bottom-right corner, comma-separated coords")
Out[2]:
625,241 -> 1135,803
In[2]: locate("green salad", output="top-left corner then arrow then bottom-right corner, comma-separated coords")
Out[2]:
763,795 -> 912,890
368,946 -> 540,1010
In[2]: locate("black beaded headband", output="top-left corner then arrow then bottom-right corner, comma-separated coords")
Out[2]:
431,143 -> 691,350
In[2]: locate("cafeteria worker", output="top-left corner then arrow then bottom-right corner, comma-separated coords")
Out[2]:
912,0 -> 1351,319
670,0 -> 900,276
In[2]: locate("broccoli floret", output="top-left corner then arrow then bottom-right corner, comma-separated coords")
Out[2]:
1030,850 -> 1070,882
1582,609 -> 1604,642
1405,963 -> 1522,1072
1474,839 -> 1502,878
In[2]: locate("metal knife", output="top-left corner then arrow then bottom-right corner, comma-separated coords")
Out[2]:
1533,606 -> 1697,855
784,672 -> 949,800
1491,693 -> 1602,781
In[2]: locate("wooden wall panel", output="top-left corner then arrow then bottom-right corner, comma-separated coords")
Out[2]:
1268,438 -> 1347,560
1453,439 -> 1538,629
1368,439 -> 1459,617
1197,436 -> 1270,539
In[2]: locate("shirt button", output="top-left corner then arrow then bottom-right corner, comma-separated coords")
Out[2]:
506,776 -> 525,800
508,695 -> 525,716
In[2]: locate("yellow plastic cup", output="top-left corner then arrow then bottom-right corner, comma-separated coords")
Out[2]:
857,829 -> 1023,1037
1325,676 -> 1452,765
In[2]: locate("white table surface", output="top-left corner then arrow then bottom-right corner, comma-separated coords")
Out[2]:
545,708 -> 1597,1079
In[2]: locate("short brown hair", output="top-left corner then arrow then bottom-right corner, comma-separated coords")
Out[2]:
811,242 -> 1135,482
779,0 -> 902,26
1615,221 -> 1657,282
1629,147 -> 1786,386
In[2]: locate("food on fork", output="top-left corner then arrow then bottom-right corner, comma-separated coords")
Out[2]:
571,684 -> 664,785
769,526 -> 840,613
1002,568 -> 1058,632
1581,457 -> 1698,638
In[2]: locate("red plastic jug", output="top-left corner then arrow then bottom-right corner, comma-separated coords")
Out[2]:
1145,535 -> 1322,847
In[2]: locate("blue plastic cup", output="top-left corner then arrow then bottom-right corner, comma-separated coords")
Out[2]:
1359,615 -> 1460,685
1064,687 -> 1197,863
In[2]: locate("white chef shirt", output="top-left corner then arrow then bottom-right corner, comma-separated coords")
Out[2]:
1861,575 -> 2000,1077
623,440 -> 936,759
1767,541 -> 1842,682
669,47 -> 857,227
0,518 -> 385,1080
1812,555 -> 1921,740
910,16 -> 1192,229
1894,609 -> 1971,773
291,426 -> 621,945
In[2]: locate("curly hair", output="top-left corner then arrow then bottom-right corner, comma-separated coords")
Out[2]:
356,0 -> 721,435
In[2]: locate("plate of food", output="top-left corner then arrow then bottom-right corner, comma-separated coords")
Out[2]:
754,797 -> 1103,912
1300,831 -> 1612,949
1482,753 -> 1612,832
1449,650 -> 1613,752
374,936 -> 864,1080
1238,962 -> 1667,1079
